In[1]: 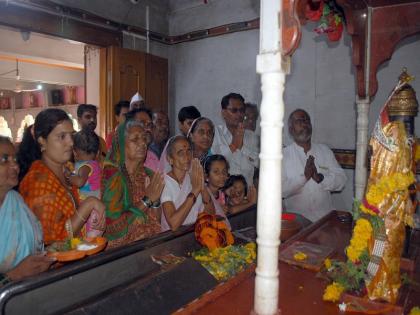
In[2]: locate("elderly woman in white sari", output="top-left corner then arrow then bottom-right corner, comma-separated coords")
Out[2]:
187,117 -> 215,165
0,136 -> 54,285
160,136 -> 228,231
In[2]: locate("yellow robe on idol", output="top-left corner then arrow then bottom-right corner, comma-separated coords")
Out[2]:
365,121 -> 414,303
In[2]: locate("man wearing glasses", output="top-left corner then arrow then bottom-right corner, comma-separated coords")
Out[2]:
212,93 -> 259,185
282,109 -> 347,222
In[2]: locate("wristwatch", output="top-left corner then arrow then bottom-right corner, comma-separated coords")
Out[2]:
141,196 -> 153,208
151,199 -> 161,208
315,173 -> 324,184
187,192 -> 197,203
0,273 -> 11,286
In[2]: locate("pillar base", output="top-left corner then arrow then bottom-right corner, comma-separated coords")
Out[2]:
250,309 -> 282,315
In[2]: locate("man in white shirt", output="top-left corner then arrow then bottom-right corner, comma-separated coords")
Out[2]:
282,109 -> 347,222
212,93 -> 259,185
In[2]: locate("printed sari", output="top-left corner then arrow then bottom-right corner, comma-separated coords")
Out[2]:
0,190 -> 43,273
19,160 -> 79,244
102,123 -> 161,248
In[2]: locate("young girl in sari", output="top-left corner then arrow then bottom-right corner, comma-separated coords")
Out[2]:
202,154 -> 231,228
203,155 -> 228,207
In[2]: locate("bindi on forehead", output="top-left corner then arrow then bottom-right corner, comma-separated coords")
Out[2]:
176,141 -> 189,149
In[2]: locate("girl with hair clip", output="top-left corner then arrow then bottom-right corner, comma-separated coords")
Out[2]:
223,174 -> 257,214
187,117 -> 215,166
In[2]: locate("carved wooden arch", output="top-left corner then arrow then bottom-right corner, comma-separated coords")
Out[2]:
282,0 -> 420,98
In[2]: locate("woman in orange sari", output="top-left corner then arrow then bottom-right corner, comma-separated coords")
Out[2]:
19,108 -> 105,244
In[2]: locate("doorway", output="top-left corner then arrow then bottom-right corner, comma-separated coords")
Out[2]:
0,25 -> 102,141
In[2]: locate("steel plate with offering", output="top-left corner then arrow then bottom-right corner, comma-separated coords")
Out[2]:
47,237 -> 107,262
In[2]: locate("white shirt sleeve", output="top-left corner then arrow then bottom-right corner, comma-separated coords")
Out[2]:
318,145 -> 347,192
281,146 -> 308,197
212,125 -> 260,185
241,131 -> 259,168
212,126 -> 235,161
161,178 -> 175,204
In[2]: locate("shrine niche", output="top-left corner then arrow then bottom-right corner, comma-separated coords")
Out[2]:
277,1 -> 420,312
16,114 -> 35,143
281,0 -> 420,200
0,115 -> 12,140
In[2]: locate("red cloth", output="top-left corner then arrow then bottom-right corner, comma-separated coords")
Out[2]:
106,131 -> 114,151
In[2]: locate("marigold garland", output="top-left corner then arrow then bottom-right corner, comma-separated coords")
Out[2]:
192,243 -> 256,281
409,306 -> 420,315
324,258 -> 332,270
195,213 -> 234,250
346,218 -> 373,263
360,172 -> 415,216
323,282 -> 345,302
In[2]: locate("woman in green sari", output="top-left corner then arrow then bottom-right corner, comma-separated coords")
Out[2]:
102,120 -> 165,248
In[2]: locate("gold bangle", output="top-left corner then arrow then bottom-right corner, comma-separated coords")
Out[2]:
65,218 -> 73,239
75,210 -> 87,222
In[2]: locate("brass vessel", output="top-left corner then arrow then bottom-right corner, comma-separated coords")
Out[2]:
388,68 -> 418,117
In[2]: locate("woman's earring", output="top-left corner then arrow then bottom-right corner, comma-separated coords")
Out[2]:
40,146 -> 46,152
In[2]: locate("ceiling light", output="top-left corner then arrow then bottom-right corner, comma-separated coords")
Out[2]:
37,84 -> 43,90
20,30 -> 31,42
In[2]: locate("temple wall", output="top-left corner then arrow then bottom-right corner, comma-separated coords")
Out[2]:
168,0 -> 420,212
13,0 -> 419,212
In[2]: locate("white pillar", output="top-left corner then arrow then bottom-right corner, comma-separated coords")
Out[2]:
354,97 -> 370,200
253,0 -> 284,314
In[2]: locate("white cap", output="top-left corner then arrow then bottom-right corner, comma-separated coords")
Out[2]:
130,92 -> 143,105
